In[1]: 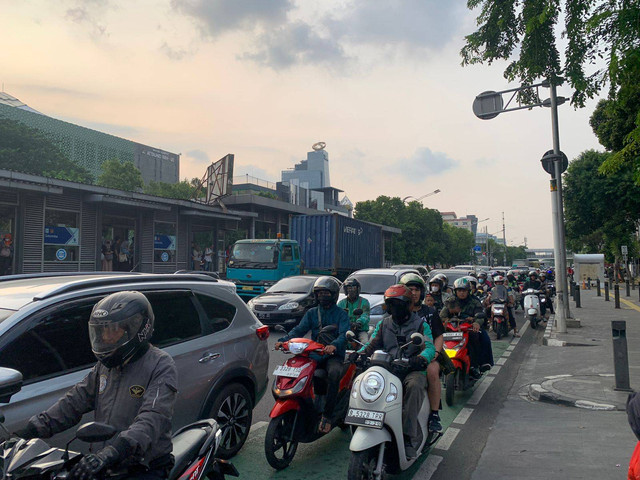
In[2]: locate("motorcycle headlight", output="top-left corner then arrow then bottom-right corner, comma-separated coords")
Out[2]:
386,382 -> 398,403
360,372 -> 385,403
352,379 -> 360,399
273,376 -> 308,397
287,341 -> 307,354
279,302 -> 300,311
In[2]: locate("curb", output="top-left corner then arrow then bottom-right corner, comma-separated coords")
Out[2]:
526,375 -> 620,411
542,314 -> 565,346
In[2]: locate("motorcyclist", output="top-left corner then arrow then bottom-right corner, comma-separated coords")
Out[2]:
428,275 -> 448,311
356,284 -> 435,459
477,271 -> 493,291
399,273 -> 444,434
438,273 -> 454,296
275,276 -> 349,434
524,271 -> 546,317
489,275 -> 519,337
539,272 -> 555,314
506,272 -> 521,310
440,278 -> 493,378
16,291 -> 178,480
337,278 -> 370,344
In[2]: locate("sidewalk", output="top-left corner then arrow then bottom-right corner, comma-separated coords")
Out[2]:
472,288 -> 639,479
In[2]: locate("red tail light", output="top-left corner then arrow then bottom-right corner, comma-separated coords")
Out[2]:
256,325 -> 270,341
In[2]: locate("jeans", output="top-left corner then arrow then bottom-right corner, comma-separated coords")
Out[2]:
402,371 -> 427,444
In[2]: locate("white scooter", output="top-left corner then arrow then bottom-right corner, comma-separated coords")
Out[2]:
344,332 -> 439,480
523,288 -> 542,329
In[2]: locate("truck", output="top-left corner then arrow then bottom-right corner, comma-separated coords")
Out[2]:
226,214 -> 385,298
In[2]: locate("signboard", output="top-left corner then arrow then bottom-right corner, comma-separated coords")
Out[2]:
44,227 -> 79,246
473,245 -> 482,253
55,248 -> 67,261
621,245 -> 628,255
154,235 -> 176,250
161,251 -> 169,262
207,154 -> 234,202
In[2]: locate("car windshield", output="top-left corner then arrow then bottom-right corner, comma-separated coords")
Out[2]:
230,243 -> 277,268
348,274 -> 397,295
267,277 -> 316,294
0,309 -> 15,323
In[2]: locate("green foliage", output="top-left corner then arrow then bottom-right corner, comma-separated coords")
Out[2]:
144,179 -> 198,200
0,118 -> 92,183
564,149 -> 640,261
354,196 -> 475,266
257,191 -> 278,200
96,158 -> 144,192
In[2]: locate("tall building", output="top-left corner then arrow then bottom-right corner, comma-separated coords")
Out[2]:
441,212 -> 480,236
0,91 -> 179,184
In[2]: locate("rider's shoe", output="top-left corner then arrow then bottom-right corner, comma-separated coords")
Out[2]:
470,367 -> 482,379
404,441 -> 417,460
428,412 -> 442,433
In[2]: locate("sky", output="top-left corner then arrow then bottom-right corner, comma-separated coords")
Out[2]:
0,0 -> 605,249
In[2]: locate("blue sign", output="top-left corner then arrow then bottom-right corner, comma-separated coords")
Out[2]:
161,251 -> 169,262
55,248 -> 67,261
154,235 -> 176,250
474,245 -> 482,253
44,226 -> 79,246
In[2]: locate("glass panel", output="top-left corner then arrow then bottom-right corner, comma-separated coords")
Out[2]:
147,291 -> 202,347
195,294 -> 236,334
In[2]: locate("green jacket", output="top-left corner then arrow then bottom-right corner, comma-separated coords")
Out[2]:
337,296 -> 371,331
440,295 -> 485,324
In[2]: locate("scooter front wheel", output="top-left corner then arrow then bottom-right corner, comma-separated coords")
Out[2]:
348,447 -> 382,480
265,411 -> 299,470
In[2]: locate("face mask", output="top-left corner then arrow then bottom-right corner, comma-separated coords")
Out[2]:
479,278 -> 484,284
431,285 -> 440,293
388,303 -> 410,324
317,293 -> 334,308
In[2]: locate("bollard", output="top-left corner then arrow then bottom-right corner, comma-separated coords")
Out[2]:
597,278 -> 601,296
575,284 -> 581,308
615,284 -> 620,309
626,279 -> 631,297
633,277 -> 636,291
587,277 -> 592,290
612,321 -> 632,391
605,281 -> 610,301
570,281 -> 575,298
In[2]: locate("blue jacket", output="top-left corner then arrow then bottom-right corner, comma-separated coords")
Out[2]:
279,304 -> 350,357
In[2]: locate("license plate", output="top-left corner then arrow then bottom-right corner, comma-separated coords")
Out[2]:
257,313 -> 270,319
345,408 -> 385,429
273,365 -> 304,378
443,332 -> 463,341
242,286 -> 253,291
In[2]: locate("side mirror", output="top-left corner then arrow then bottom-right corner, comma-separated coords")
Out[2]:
353,308 -> 364,317
346,330 -> 355,339
274,325 -> 287,333
0,368 -> 23,404
410,332 -> 424,345
76,422 -> 117,443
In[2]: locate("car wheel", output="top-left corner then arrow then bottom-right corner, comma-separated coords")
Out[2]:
207,383 -> 253,459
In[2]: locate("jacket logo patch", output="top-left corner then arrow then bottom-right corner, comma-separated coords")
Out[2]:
93,309 -> 109,318
129,385 -> 145,398
99,375 -> 107,394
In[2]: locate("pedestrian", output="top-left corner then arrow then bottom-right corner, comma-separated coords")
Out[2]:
102,240 -> 113,271
0,234 -> 13,275
204,245 -> 213,272
627,392 -> 640,479
191,242 -> 201,271
120,238 -> 131,271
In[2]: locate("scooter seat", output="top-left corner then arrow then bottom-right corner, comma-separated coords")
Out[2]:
168,428 -> 208,480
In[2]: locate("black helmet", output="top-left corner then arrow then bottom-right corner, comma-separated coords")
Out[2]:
463,275 -> 477,289
313,276 -> 341,307
400,272 -> 426,302
343,277 -> 361,296
529,271 -> 538,278
89,291 -> 154,368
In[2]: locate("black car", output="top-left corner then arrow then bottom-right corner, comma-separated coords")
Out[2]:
247,275 -> 320,328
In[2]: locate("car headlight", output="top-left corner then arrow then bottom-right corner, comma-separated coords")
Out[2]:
370,304 -> 384,316
288,341 -> 308,354
386,382 -> 398,403
278,302 -> 299,311
360,372 -> 385,403
247,299 -> 255,309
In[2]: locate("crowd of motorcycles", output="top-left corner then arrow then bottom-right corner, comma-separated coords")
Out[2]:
0,269 -> 556,480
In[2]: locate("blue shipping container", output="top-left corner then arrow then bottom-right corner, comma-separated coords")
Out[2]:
290,214 -> 382,274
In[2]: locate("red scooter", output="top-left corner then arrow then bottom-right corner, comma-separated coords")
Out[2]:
264,335 -> 357,470
443,316 -> 485,406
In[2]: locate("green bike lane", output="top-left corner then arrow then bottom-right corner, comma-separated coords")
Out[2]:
232,338 -> 512,479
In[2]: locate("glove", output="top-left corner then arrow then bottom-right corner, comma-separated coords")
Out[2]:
409,356 -> 428,371
350,322 -> 359,332
14,423 -> 39,440
69,446 -> 120,480
349,352 -> 361,363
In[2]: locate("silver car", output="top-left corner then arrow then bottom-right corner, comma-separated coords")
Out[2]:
0,273 -> 269,459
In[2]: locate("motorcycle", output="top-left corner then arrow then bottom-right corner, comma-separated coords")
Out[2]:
523,288 -> 543,329
443,315 -> 486,407
345,332 -> 439,480
490,299 -> 509,340
0,367 -> 238,480
265,326 -> 357,470
346,308 -> 366,349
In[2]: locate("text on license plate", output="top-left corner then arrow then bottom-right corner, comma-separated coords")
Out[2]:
344,409 -> 385,429
242,286 -> 253,291
443,332 -> 463,340
273,365 -> 304,378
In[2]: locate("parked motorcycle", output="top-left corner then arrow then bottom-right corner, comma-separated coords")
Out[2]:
345,332 -> 439,480
443,315 -> 486,407
265,326 -> 357,470
0,367 -> 238,480
523,288 -> 543,329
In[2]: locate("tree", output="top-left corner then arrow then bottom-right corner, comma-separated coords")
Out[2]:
96,159 -> 144,192
442,223 -> 475,265
563,149 -> 640,261
0,118 -> 92,183
144,179 -> 198,200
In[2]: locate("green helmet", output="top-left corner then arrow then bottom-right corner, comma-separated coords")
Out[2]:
453,277 -> 471,291
399,273 -> 426,301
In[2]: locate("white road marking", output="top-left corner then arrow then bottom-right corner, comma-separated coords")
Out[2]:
502,350 -> 512,358
506,345 -> 515,351
467,376 -> 494,405
434,427 -> 459,451
496,357 -> 507,366
520,319 -> 530,336
487,365 -> 502,375
453,407 -> 474,425
415,454 -> 443,479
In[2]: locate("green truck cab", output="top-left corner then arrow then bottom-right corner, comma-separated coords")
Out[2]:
226,239 -> 302,298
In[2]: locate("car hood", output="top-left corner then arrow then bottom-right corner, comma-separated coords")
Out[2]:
253,293 -> 309,305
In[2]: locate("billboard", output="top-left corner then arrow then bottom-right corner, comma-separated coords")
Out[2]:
207,154 -> 234,203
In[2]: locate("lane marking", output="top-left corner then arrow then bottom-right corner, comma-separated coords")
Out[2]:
520,319 -> 530,336
506,345 -> 515,351
502,350 -> 512,358
467,376 -> 494,405
452,407 -> 474,425
487,365 -> 502,376
496,357 -> 507,366
620,297 -> 640,312
434,427 -> 459,451
416,454 -> 443,479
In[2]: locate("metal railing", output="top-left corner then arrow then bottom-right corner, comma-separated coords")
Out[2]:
232,175 -> 277,190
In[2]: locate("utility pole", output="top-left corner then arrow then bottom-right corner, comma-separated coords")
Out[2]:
502,212 -> 507,265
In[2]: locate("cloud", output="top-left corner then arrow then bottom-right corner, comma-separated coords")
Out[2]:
186,149 -> 210,162
475,157 -> 496,167
159,41 -> 191,60
241,21 -> 348,70
64,4 -> 108,38
233,164 -> 273,180
397,147 -> 459,181
171,0 -> 293,39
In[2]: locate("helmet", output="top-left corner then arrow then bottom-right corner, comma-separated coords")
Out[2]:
89,291 -> 154,369
529,271 -> 538,278
342,277 -> 361,296
384,284 -> 413,323
540,272 -> 547,279
478,271 -> 487,279
399,273 -> 426,301
463,275 -> 477,289
384,284 -> 413,304
494,275 -> 505,283
453,277 -> 471,291
428,275 -> 444,293
438,274 -> 449,288
313,276 -> 341,307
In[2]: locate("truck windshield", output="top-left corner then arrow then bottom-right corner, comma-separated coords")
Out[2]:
230,243 -> 278,268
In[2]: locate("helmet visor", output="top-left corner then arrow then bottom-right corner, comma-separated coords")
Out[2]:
89,313 -> 144,354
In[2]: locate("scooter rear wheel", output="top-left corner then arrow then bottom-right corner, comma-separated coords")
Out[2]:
347,447 -> 381,480
265,411 -> 299,470
445,371 -> 456,406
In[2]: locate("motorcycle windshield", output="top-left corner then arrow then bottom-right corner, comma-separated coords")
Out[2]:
492,285 -> 508,302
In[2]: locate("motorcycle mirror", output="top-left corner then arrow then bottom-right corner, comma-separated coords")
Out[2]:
353,308 -> 363,317
0,368 -> 23,404
410,332 -> 424,345
76,422 -> 117,443
346,330 -> 355,339
274,325 -> 287,333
